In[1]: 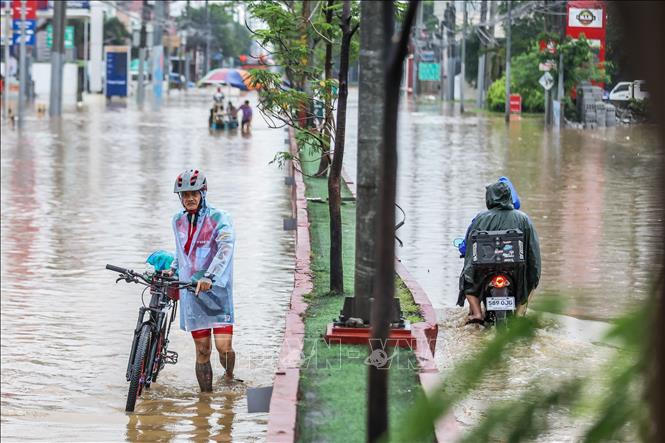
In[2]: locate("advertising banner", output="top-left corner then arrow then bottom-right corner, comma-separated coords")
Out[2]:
568,7 -> 603,28
12,0 -> 36,19
418,62 -> 440,81
105,46 -> 129,98
46,24 -> 74,48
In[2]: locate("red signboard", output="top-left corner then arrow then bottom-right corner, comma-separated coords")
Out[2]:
509,94 -> 522,114
12,0 -> 37,19
567,0 -> 606,91
566,1 -> 606,64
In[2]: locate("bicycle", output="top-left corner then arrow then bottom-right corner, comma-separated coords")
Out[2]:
106,264 -> 195,412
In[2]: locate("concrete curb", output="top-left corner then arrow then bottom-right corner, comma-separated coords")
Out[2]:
266,128 -> 312,442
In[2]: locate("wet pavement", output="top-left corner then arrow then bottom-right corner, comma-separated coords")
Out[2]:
342,88 -> 662,439
1,89 -> 295,441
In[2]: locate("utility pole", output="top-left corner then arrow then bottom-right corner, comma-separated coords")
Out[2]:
446,2 -> 456,101
137,0 -> 148,106
49,0 -> 66,117
476,0 -> 487,109
486,0 -> 497,95
204,0 -> 209,75
184,0 -> 190,87
439,16 -> 445,100
557,0 -> 566,129
544,0 -> 552,127
413,2 -> 423,98
460,0 -> 467,113
3,0 -> 10,119
504,1 -> 512,123
17,0 -> 26,127
152,0 -> 163,105
83,18 -> 88,93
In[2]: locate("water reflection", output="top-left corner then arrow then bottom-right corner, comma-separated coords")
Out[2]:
1,90 -> 294,441
344,90 -> 662,321
343,89 -> 662,440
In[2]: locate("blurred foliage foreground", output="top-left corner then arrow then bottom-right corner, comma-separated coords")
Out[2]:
392,296 -> 652,442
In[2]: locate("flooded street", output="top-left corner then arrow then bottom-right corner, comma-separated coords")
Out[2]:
343,88 -> 663,439
1,90 -> 295,441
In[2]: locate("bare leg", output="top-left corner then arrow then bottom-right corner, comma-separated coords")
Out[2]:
194,336 -> 213,392
214,334 -> 235,380
465,294 -> 483,320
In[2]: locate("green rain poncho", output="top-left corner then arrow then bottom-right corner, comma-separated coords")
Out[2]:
457,181 -> 541,306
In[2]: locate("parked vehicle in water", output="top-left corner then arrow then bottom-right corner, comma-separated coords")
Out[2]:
608,80 -> 648,103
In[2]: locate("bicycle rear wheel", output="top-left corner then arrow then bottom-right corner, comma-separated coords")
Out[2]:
126,323 -> 151,412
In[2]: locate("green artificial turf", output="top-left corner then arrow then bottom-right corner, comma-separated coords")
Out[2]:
295,141 -> 432,442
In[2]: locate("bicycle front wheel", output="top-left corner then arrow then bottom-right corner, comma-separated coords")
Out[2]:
126,323 -> 151,412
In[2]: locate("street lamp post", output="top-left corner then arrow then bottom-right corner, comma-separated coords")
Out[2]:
18,0 -> 26,127
3,0 -> 10,119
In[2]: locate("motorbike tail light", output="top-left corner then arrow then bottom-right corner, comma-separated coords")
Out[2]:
492,275 -> 509,288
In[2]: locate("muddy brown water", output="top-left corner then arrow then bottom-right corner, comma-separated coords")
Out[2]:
343,89 -> 662,440
1,90 -> 295,441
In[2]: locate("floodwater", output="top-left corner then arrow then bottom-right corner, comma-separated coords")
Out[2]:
0,90 -> 295,441
343,89 -> 663,439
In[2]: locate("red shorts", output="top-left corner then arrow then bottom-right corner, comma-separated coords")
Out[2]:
191,325 -> 233,339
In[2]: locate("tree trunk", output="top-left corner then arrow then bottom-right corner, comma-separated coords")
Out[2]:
353,0 -> 384,317
316,0 -> 334,177
298,0 -> 311,127
368,3 -> 419,441
328,0 -> 354,294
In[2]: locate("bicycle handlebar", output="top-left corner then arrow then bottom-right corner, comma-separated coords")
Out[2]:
106,263 -> 196,289
106,264 -> 130,274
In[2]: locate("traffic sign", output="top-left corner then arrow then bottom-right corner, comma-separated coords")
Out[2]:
539,61 -> 557,72
509,94 -> 522,114
12,18 -> 35,46
539,72 -> 554,91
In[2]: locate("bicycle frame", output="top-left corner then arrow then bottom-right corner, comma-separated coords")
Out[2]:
125,280 -> 178,385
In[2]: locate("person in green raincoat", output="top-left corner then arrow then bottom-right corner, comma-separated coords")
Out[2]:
458,180 -> 541,322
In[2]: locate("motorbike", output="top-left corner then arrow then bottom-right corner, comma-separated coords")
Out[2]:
453,229 -> 525,327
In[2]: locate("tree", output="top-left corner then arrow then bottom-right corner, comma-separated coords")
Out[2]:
328,0 -> 359,293
248,1 -> 359,294
369,2 -> 419,440
350,0 -> 384,325
178,3 -> 251,66
104,17 -> 130,45
486,35 -> 609,117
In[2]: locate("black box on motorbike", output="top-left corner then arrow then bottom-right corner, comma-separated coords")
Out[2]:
470,229 -> 525,266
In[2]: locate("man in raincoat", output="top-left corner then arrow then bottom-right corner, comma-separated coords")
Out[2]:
457,179 -> 541,323
168,169 -> 236,391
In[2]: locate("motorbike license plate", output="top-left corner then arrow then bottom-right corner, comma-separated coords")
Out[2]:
486,297 -> 515,311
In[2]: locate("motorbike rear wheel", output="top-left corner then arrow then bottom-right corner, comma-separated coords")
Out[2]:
494,310 -> 508,329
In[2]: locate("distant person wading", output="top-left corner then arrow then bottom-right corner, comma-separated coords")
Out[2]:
239,100 -> 253,134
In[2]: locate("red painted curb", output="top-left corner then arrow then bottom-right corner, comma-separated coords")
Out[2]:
267,129 -> 312,442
